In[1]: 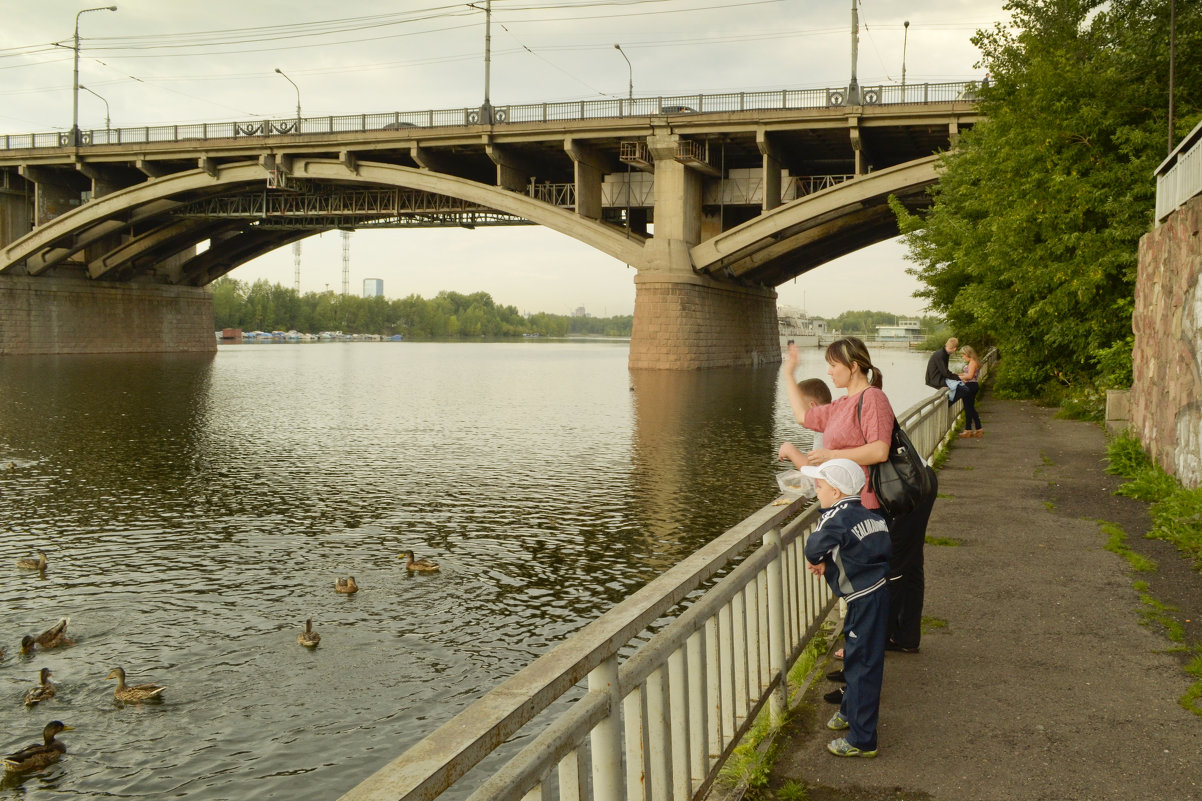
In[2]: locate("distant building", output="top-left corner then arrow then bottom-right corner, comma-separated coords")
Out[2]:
573,306 -> 589,318
876,319 -> 923,342
363,278 -> 383,298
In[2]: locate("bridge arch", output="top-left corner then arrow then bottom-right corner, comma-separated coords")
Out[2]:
0,158 -> 646,285
690,155 -> 941,286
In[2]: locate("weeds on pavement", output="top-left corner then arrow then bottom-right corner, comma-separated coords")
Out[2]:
1105,433 -> 1202,568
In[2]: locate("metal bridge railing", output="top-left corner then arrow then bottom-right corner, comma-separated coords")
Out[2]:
335,384 -> 970,801
1156,118 -> 1202,224
0,82 -> 978,153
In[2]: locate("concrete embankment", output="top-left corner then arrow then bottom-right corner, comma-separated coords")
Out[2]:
770,398 -> 1202,801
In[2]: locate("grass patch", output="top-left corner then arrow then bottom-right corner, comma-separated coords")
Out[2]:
775,779 -> 810,801
717,625 -> 832,798
1132,580 -> 1185,643
1100,521 -> 1157,572
1106,433 -> 1202,568
925,535 -> 962,546
1043,500 -> 1056,511
1183,650 -> 1202,718
1040,453 -> 1054,466
921,616 -> 949,632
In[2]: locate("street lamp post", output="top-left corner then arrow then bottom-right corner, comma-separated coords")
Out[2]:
78,84 -> 110,137
901,20 -> 910,95
274,68 -> 302,133
72,5 -> 117,146
614,44 -> 633,113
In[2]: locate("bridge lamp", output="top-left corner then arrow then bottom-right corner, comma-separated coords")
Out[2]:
901,21 -> 910,91
614,44 -> 633,110
274,68 -> 302,132
72,5 -> 117,146
78,84 -> 110,133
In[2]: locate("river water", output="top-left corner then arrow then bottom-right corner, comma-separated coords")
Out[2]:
0,341 -> 934,800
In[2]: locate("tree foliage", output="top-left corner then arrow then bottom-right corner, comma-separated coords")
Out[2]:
895,0 -> 1201,396
208,277 -> 633,339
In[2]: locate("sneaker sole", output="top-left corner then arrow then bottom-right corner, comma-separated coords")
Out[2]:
827,718 -> 850,731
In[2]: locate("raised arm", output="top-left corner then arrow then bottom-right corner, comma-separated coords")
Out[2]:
780,343 -> 809,426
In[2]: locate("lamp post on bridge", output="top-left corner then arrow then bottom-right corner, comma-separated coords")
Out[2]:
901,20 -> 910,96
614,44 -> 633,114
274,67 -> 302,133
78,84 -> 110,138
72,5 -> 117,147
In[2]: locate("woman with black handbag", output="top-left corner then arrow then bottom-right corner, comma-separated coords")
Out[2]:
778,336 -> 936,653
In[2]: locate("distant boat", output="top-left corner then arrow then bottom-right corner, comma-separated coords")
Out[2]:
389,334 -> 404,342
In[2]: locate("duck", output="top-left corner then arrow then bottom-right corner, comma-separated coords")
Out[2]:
24,668 -> 57,706
32,618 -> 73,649
297,618 -> 321,647
398,550 -> 440,573
106,667 -> 166,703
334,576 -> 359,594
16,550 -> 47,571
20,635 -> 36,655
2,721 -> 74,773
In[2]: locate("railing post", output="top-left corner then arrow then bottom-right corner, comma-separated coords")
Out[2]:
765,526 -> 787,720
589,657 -> 625,801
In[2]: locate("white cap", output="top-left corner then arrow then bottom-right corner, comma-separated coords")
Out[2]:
798,458 -> 865,496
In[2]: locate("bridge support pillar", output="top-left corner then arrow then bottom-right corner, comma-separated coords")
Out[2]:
631,133 -> 780,369
1,171 -> 32,250
0,275 -> 215,355
630,274 -> 779,370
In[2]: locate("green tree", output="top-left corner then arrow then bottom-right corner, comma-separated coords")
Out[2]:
895,0 -> 1201,395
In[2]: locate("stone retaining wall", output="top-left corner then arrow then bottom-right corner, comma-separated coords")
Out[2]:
0,275 -> 215,355
630,275 -> 780,369
1132,194 -> 1202,488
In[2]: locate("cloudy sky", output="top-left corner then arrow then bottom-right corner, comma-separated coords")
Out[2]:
1,0 -> 1009,318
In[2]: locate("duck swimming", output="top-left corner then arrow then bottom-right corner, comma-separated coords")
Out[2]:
16,550 -> 47,571
106,667 -> 166,703
2,721 -> 74,773
334,576 -> 359,594
32,618 -> 72,649
24,668 -> 57,706
297,618 -> 321,647
398,550 -> 440,573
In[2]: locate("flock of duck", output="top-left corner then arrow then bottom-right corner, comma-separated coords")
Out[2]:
3,546 -> 441,776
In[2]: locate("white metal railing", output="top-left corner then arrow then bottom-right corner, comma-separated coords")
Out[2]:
335,381 -> 974,801
1155,118 -> 1202,223
0,82 -> 979,153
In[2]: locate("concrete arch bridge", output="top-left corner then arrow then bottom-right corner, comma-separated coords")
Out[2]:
0,84 -> 978,366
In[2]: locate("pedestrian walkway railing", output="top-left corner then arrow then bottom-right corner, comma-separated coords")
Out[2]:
337,372 -> 984,801
1156,118 -> 1202,224
0,81 -> 979,152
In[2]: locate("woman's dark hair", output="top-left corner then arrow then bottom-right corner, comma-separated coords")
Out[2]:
825,336 -> 884,389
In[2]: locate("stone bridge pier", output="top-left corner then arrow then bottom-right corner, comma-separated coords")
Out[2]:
632,133 -> 778,370
0,170 -> 213,355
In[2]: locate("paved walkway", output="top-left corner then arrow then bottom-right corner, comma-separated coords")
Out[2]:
770,399 -> 1202,801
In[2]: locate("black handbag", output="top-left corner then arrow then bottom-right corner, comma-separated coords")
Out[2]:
857,394 -> 934,519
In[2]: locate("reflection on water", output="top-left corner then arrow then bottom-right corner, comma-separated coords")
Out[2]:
0,342 -> 932,800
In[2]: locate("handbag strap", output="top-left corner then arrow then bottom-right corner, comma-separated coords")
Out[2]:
855,392 -> 869,445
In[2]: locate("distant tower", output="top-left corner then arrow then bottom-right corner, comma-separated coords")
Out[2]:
292,241 -> 302,293
341,230 -> 351,296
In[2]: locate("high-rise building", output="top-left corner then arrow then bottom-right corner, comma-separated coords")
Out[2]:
363,278 -> 383,298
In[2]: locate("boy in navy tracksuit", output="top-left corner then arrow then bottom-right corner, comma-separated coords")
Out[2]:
800,458 -> 892,758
